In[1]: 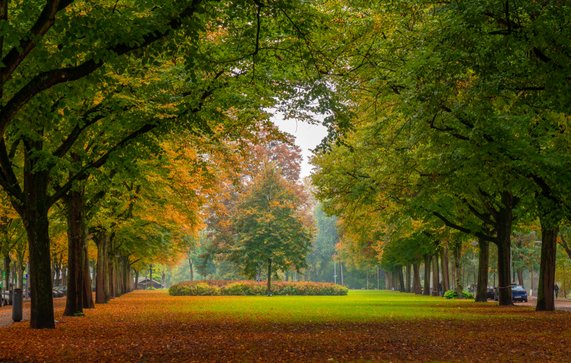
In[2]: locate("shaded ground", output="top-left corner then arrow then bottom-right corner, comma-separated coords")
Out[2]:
0,290 -> 569,362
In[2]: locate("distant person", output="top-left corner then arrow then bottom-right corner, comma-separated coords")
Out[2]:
554,284 -> 559,299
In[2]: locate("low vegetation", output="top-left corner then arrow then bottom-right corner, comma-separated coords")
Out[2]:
169,280 -> 349,296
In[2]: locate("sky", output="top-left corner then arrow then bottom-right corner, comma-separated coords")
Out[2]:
271,113 -> 328,178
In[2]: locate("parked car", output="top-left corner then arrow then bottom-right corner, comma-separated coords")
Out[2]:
512,285 -> 528,302
492,285 -> 528,302
52,286 -> 66,298
486,287 -> 495,300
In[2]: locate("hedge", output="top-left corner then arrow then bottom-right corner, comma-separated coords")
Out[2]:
169,280 -> 348,296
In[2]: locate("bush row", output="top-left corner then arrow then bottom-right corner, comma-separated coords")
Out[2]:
169,280 -> 349,296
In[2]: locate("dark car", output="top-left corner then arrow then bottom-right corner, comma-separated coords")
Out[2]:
512,285 -> 528,302
486,287 -> 495,300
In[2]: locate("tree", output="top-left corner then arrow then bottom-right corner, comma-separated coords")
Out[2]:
1,0 -> 329,328
231,166 -> 311,293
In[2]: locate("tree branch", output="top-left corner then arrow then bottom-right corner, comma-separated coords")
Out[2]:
52,103 -> 108,158
48,123 -> 156,206
0,137 -> 23,205
0,0 -> 74,84
0,0 -> 203,134
432,211 -> 495,243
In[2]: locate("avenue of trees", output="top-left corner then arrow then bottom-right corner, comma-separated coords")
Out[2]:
0,0 -> 569,330
311,1 -> 571,311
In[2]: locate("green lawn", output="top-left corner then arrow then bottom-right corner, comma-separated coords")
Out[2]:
167,289 -> 515,323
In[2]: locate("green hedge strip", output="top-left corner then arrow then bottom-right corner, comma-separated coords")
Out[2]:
169,280 -> 348,296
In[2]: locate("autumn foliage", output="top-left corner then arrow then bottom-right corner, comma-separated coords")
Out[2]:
169,280 -> 348,296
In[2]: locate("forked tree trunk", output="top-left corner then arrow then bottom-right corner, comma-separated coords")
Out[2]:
423,255 -> 431,295
476,238 -> 489,302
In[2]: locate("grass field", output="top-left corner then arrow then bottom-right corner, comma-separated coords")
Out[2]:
0,289 -> 569,362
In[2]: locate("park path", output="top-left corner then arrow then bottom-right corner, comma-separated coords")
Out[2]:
520,296 -> 571,311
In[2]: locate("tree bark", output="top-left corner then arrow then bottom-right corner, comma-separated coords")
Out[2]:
423,255 -> 431,295
441,246 -> 450,292
188,257 -> 194,281
453,242 -> 463,298
64,188 -> 85,316
95,230 -> 108,304
405,264 -> 412,292
476,238 -> 489,302
495,192 -> 514,306
83,241 -> 94,308
23,171 -> 55,328
397,266 -> 405,292
412,262 -> 421,294
3,254 -> 10,301
536,225 -> 558,311
432,254 -> 440,296
267,258 -> 272,294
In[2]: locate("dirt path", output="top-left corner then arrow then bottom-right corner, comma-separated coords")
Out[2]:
519,296 -> 571,311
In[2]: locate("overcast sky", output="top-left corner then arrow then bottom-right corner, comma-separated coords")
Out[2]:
272,113 -> 328,178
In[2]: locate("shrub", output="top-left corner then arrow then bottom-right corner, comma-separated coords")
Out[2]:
169,282 -> 220,296
168,280 -> 348,296
443,289 -> 474,299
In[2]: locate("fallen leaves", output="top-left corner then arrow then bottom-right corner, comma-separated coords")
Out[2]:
0,290 -> 569,362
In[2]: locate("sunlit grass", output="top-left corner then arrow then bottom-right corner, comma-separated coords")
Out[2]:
159,289 -> 527,323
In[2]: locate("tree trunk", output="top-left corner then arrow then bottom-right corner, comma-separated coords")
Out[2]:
64,189 -> 86,317
517,269 -> 524,287
412,262 -> 421,294
108,255 -> 115,298
340,262 -> 344,285
476,238 -> 489,302
23,174 -> 55,328
122,257 -> 130,293
495,192 -> 514,306
95,230 -> 108,304
423,255 -> 431,295
453,241 -> 463,298
134,269 -> 139,290
536,225 -> 558,311
432,254 -> 440,296
3,254 -> 10,303
405,264 -> 412,292
189,259 -> 194,281
267,258 -> 272,294
441,246 -> 450,292
397,266 -> 405,292
83,241 -> 94,308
